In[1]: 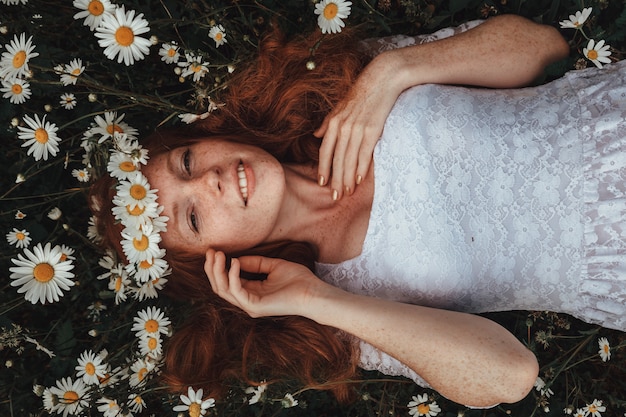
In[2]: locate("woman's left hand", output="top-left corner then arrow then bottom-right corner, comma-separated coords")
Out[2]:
315,54 -> 403,200
204,249 -> 327,318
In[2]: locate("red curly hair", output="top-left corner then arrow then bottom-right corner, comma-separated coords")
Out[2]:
89,26 -> 369,401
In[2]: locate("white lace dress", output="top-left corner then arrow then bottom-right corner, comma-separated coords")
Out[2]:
316,26 -> 626,387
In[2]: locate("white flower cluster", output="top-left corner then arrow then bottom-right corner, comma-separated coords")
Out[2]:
559,7 -> 612,68
101,129 -> 171,298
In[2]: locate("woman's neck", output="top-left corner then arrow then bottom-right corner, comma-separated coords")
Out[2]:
269,163 -> 374,263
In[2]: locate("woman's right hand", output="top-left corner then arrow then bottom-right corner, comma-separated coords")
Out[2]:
204,249 -> 328,318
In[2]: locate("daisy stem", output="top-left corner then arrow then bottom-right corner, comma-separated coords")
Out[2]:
0,297 -> 27,317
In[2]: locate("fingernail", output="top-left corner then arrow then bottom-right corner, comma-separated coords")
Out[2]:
356,175 -> 362,185
345,185 -> 351,195
332,189 -> 338,201
318,175 -> 325,186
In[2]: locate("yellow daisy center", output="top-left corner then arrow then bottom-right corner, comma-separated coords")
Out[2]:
137,367 -> 148,381
147,337 -> 158,350
115,26 -> 135,47
189,403 -> 202,417
130,184 -> 147,200
587,49 -> 598,60
167,48 -> 176,57
98,373 -> 111,385
13,50 -> 26,69
119,161 -> 136,173
126,204 -> 145,216
192,63 -> 202,73
323,3 -> 339,19
604,345 -> 610,353
106,124 -> 124,135
60,253 -> 68,262
63,391 -> 79,404
139,259 -> 152,269
12,84 -> 23,94
144,318 -> 159,332
133,395 -> 143,404
114,276 -> 123,291
33,263 -> 54,283
215,32 -> 223,41
589,405 -> 597,413
88,0 -> 105,16
35,128 -> 49,144
133,234 -> 149,251
16,232 -> 25,240
417,403 -> 430,415
71,68 -> 81,76
85,362 -> 96,375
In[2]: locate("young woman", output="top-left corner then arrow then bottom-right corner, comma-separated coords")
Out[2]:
90,14 -> 626,408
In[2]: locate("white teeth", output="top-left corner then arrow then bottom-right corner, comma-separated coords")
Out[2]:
237,163 -> 248,203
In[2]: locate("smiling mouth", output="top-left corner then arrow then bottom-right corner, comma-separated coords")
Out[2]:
237,161 -> 248,205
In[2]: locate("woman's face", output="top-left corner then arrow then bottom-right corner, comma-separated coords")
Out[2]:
142,138 -> 286,254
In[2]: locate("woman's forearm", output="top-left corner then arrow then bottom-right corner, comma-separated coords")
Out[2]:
305,283 -> 539,407
380,14 -> 570,91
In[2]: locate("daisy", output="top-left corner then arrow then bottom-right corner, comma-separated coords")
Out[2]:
73,0 -> 116,31
559,7 -> 593,29
59,93 -> 77,110
129,253 -> 169,283
120,224 -> 162,263
15,210 -> 26,219
48,377 -> 89,417
132,275 -> 168,301
245,381 -> 267,405
6,228 -> 31,248
108,269 -> 131,304
115,172 -> 158,212
314,0 -> 352,34
60,58 -> 85,86
90,111 -> 138,143
132,306 -> 171,339
281,393 -> 298,408
583,39 -> 612,68
1,78 -> 31,104
407,394 -> 441,417
87,215 -> 103,243
129,357 -> 154,387
534,376 -> 554,398
9,242 -> 75,304
96,397 -> 121,417
138,333 -> 163,357
209,24 -> 227,47
159,42 -> 180,64
128,393 -> 146,413
72,168 -> 90,182
107,149 -> 140,180
178,52 -> 209,82
75,349 -> 107,385
95,5 -> 151,66
17,114 -> 61,161
0,33 -> 39,81
15,173 -> 26,183
598,337 -> 611,361
113,132 -> 149,164
172,387 -> 216,416
584,399 -> 606,417
87,300 -> 107,320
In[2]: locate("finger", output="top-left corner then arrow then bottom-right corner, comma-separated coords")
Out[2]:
204,248 -> 218,288
313,115 -> 329,138
317,117 -> 339,187
227,257 -> 244,297
211,250 -> 231,295
342,125 -> 364,195
238,255 -> 282,275
330,121 -> 353,200
355,129 -> 378,184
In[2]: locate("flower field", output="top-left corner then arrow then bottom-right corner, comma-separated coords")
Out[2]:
1,0 -> 625,416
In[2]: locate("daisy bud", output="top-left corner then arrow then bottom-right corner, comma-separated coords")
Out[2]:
306,60 -> 316,70
47,207 -> 62,220
11,117 -> 19,127
15,174 -> 25,183
5,360 -> 13,368
88,329 -> 98,337
150,35 -> 158,45
88,93 -> 97,102
44,104 -> 52,112
0,26 -> 7,35
33,384 -> 45,396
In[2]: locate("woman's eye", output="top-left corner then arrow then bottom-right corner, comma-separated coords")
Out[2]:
183,149 -> 191,175
190,211 -> 198,232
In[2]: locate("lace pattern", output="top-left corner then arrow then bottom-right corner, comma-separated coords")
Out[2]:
317,59 -> 626,386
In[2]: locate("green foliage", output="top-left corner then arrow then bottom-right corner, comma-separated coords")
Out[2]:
0,0 -> 625,416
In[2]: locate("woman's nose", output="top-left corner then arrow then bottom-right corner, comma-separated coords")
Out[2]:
198,168 -> 221,194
